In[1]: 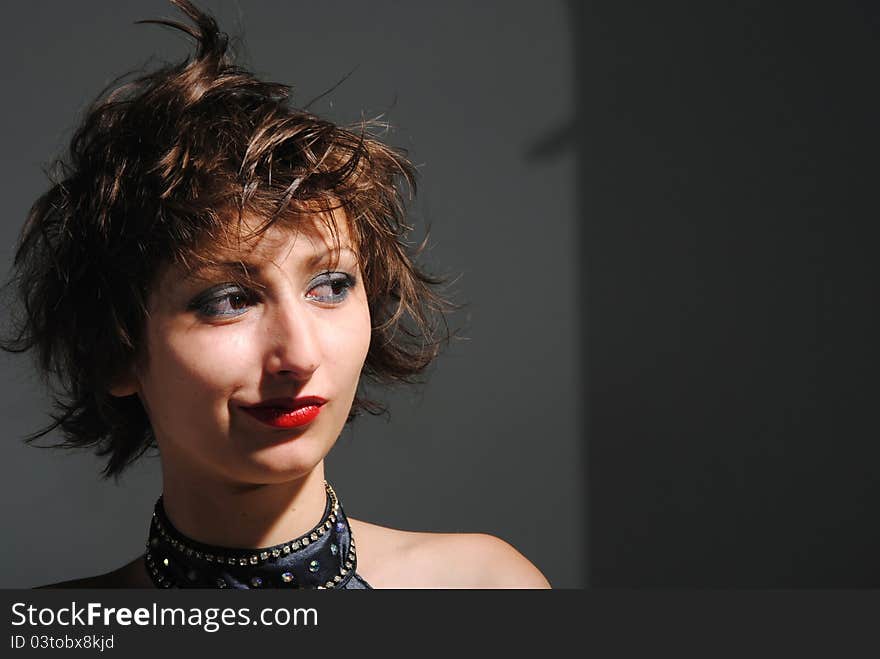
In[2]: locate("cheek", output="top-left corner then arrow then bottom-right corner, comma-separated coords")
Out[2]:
320,302 -> 372,383
351,303 -> 372,364
346,298 -> 372,368
144,321 -> 257,403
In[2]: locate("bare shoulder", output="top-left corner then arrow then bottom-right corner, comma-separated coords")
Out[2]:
420,532 -> 552,589
36,555 -> 151,589
349,518 -> 551,589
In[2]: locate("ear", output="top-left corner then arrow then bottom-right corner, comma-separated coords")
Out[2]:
108,367 -> 139,398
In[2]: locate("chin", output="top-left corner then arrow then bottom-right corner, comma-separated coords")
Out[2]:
214,457 -> 321,487
228,437 -> 331,484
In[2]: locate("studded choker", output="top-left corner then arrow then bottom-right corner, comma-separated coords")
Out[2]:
144,480 -> 370,589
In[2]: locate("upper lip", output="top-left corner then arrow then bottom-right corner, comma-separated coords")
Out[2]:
243,396 -> 327,410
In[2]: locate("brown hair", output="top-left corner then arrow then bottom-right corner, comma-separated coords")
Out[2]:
0,0 -> 460,478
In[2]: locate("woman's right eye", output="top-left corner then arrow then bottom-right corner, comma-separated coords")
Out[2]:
189,285 -> 256,318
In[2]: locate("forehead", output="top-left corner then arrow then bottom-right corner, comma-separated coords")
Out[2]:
153,209 -> 357,291
220,208 -> 354,256
205,209 -> 356,260
228,216 -> 352,262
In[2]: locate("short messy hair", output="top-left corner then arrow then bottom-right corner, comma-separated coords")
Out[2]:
0,0 -> 458,477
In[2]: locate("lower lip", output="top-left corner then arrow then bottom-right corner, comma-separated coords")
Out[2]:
241,405 -> 323,429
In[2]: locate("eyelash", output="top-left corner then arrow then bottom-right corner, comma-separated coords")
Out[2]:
190,272 -> 356,318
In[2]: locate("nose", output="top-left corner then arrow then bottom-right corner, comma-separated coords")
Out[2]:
263,299 -> 321,379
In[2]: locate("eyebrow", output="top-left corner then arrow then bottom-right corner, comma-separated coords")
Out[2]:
188,246 -> 359,279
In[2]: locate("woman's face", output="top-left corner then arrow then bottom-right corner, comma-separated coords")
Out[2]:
116,213 -> 371,485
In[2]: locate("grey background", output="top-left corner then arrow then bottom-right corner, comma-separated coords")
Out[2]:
578,2 -> 879,585
0,1 -> 580,588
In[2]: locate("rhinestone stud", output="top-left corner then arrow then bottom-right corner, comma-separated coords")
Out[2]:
249,555 -> 258,565
330,544 -> 338,556
309,560 -> 319,573
281,572 -> 294,584
250,576 -> 263,588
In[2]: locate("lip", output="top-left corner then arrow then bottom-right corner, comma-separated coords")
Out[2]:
241,396 -> 327,429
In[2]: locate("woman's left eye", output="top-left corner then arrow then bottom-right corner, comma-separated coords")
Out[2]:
306,272 -> 356,304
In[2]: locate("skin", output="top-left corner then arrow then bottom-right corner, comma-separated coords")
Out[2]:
42,212 -> 549,589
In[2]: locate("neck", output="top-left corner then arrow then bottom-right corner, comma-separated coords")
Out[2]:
160,460 -> 328,549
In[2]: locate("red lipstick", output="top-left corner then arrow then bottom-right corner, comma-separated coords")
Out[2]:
241,396 -> 326,429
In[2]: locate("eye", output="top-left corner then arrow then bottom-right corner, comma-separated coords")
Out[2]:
306,272 -> 356,304
189,285 -> 257,318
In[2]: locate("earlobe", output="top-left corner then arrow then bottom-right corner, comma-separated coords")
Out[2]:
108,371 -> 139,398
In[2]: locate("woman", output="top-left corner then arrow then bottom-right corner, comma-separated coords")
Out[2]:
1,0 -> 549,589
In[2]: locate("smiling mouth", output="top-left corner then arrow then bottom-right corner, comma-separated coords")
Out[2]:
241,398 -> 326,428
